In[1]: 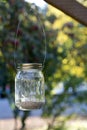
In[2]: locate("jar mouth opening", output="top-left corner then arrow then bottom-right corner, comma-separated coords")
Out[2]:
17,63 -> 42,70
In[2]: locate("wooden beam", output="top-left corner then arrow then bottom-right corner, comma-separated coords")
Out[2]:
44,0 -> 87,26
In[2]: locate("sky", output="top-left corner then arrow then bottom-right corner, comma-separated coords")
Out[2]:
25,0 -> 47,8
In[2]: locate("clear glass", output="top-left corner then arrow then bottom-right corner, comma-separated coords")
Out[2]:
15,65 -> 45,110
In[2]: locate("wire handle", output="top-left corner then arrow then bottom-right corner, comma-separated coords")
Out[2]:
14,4 -> 47,70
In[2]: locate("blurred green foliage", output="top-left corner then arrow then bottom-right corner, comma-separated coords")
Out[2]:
0,0 -> 87,130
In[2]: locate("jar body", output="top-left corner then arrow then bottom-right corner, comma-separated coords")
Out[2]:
15,68 -> 45,110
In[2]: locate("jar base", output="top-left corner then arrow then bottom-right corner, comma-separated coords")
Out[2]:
15,101 -> 45,111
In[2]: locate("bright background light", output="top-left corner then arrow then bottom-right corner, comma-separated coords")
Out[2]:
25,0 -> 47,8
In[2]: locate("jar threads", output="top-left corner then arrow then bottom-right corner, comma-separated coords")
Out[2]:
17,63 -> 43,70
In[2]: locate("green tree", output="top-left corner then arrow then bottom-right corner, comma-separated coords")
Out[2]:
0,0 -> 58,129
43,5 -> 87,129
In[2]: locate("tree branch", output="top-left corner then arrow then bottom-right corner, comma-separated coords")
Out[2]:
44,0 -> 87,26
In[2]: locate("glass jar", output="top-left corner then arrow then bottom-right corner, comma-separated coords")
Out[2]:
15,63 -> 45,110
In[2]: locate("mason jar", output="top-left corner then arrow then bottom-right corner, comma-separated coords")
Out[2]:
15,63 -> 45,110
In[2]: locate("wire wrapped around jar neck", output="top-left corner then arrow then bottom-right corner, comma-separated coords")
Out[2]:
17,63 -> 42,71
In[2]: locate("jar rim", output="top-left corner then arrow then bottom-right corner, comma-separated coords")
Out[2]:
17,63 -> 42,70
